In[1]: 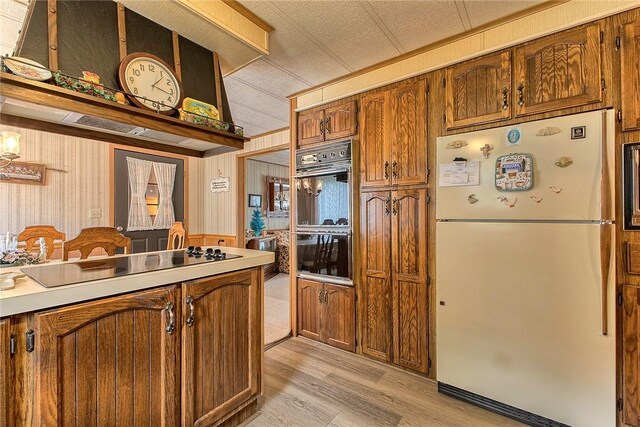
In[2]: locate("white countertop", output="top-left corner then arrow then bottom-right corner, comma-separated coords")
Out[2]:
0,247 -> 274,317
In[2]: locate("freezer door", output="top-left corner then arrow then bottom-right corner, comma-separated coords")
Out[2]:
436,110 -> 614,221
436,221 -> 615,426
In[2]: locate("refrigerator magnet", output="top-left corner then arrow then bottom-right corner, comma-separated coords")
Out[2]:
506,127 -> 522,146
495,153 -> 533,192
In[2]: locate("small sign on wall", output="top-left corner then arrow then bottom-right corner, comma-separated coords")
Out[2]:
210,176 -> 230,193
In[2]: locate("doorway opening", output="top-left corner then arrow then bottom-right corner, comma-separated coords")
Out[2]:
237,146 -> 292,347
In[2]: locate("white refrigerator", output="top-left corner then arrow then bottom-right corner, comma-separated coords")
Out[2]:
435,110 -> 616,426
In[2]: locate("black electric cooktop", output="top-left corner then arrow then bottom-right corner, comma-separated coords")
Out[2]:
21,248 -> 241,288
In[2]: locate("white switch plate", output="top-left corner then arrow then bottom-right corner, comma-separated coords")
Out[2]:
89,208 -> 102,219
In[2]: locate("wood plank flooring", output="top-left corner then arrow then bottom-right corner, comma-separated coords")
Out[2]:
245,337 -> 523,427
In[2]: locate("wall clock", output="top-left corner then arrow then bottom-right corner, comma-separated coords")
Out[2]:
118,52 -> 183,114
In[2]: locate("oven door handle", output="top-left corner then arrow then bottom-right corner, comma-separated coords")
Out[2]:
293,166 -> 351,178
291,230 -> 352,236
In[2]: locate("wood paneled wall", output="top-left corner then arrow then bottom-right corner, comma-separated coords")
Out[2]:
203,130 -> 290,236
245,159 -> 289,232
0,125 -> 204,238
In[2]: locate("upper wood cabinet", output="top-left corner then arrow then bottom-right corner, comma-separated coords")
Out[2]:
390,80 -> 428,186
0,318 -> 11,427
361,80 -> 427,188
623,285 -> 640,426
361,92 -> 392,188
360,189 -> 429,373
621,20 -> 640,131
181,269 -> 261,427
297,100 -> 357,146
445,51 -> 512,129
297,279 -> 356,352
33,286 -> 180,426
514,23 -> 602,116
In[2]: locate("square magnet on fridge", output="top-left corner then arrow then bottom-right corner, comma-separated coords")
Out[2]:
571,126 -> 586,139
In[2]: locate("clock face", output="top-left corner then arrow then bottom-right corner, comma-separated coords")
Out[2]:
120,54 -> 182,113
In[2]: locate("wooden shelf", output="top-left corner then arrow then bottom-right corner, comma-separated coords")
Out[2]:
0,72 -> 249,157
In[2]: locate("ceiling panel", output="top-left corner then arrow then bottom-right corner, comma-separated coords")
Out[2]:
228,58 -> 310,99
224,76 -> 290,120
251,149 -> 290,167
0,0 -> 27,56
265,1 -> 400,71
368,1 -> 467,52
228,100 -> 289,137
462,0 -> 546,28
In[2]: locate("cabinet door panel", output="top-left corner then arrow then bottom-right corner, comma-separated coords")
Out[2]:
0,318 -> 10,427
624,286 -> 640,426
325,101 -> 357,140
297,278 -> 323,342
446,51 -> 511,129
34,286 -> 180,426
182,269 -> 261,427
622,20 -> 640,131
323,284 -> 356,352
390,80 -> 427,186
298,108 -> 325,146
514,23 -> 602,116
392,189 -> 428,373
361,92 -> 391,188
360,192 -> 392,361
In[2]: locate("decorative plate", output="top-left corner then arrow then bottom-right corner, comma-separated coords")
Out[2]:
3,57 -> 52,81
183,97 -> 220,121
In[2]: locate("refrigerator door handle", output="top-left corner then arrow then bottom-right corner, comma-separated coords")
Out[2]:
600,223 -> 612,335
600,110 -> 612,336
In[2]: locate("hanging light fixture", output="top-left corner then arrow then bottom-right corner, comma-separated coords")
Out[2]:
299,177 -> 322,197
0,131 -> 21,168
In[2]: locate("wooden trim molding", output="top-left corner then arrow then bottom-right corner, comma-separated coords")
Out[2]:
172,31 -> 182,80
289,97 -> 298,336
117,3 -> 127,61
213,52 -> 224,122
221,0 -> 274,33
47,0 -> 58,71
249,127 -> 290,141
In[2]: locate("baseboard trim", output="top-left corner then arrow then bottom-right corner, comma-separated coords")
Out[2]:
437,382 -> 569,427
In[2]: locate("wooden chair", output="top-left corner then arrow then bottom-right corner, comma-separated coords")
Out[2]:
18,225 -> 66,259
167,221 -> 186,250
62,227 -> 131,261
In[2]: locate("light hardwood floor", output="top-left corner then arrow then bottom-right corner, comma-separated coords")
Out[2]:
245,337 -> 523,427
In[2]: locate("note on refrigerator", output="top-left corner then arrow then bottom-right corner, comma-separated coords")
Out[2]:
439,161 -> 480,187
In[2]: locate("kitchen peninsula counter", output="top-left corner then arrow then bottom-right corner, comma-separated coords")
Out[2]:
0,247 -> 274,427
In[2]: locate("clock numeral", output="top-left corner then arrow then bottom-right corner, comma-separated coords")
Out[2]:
169,89 -> 174,95
133,69 -> 140,77
160,71 -> 164,78
166,79 -> 171,86
129,76 -> 134,83
139,64 -> 145,71
133,87 -> 139,95
149,64 -> 155,72
167,96 -> 172,102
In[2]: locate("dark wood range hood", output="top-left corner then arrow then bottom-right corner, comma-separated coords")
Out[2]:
0,72 -> 249,158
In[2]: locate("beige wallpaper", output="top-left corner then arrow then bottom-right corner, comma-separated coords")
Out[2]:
203,129 -> 290,235
245,159 -> 290,232
0,125 -> 204,239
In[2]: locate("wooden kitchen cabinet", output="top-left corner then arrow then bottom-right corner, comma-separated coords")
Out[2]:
361,192 -> 392,361
445,51 -> 512,129
181,269 -> 262,426
360,81 -> 427,188
297,278 -> 356,352
621,20 -> 640,131
0,318 -> 11,427
360,189 -> 429,373
360,91 -> 392,188
297,100 -> 357,147
33,286 -> 181,426
514,23 -> 602,117
623,285 -> 640,426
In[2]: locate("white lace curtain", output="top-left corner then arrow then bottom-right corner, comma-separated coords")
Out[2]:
126,158 -> 177,231
126,157 -> 154,231
153,161 -> 177,229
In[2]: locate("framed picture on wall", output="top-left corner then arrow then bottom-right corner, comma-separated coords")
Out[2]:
0,162 -> 46,185
248,194 -> 262,208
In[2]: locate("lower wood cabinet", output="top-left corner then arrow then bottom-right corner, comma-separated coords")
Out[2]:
181,269 -> 262,426
623,285 -> 640,426
297,278 -> 355,352
33,285 -> 181,426
360,189 -> 429,374
0,318 -> 11,427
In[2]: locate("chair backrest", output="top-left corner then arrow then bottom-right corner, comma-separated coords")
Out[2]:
167,221 -> 186,250
62,227 -> 132,261
18,225 -> 66,259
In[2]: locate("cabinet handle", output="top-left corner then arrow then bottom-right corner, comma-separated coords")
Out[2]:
392,160 -> 398,178
165,302 -> 175,335
325,117 -> 331,134
186,295 -> 195,327
384,161 -> 390,179
392,197 -> 398,215
385,197 -> 391,216
324,290 -> 328,305
517,83 -> 525,107
319,119 -> 324,134
502,88 -> 509,110
318,289 -> 324,304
